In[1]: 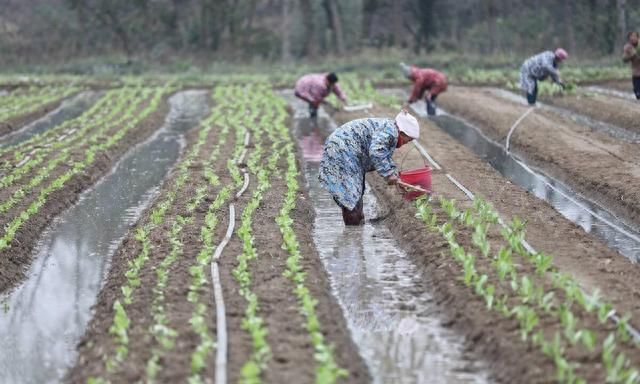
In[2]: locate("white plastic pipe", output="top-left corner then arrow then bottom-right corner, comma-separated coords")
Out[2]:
412,139 -> 640,343
212,131 -> 252,384
505,107 -> 534,153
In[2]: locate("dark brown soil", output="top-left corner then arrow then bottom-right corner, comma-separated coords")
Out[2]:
68,105 -> 369,383
438,86 -> 640,229
332,103 -> 640,382
0,95 -> 170,294
541,91 -> 640,134
593,80 -> 635,93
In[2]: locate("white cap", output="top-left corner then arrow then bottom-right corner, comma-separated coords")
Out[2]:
399,62 -> 412,79
395,110 -> 420,139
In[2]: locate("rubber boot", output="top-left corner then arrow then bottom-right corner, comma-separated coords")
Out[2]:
342,199 -> 364,226
526,93 -> 537,106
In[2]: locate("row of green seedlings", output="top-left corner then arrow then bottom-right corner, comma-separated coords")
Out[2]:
0,84 -> 146,161
88,87 -> 224,382
448,197 -> 639,382
504,80 -> 579,97
146,85 -> 244,383
272,87 -> 349,383
326,74 -> 398,109
0,87 -> 147,209
0,85 -> 83,123
0,87 -> 131,180
0,85 -> 172,251
184,86 -> 240,384
415,196 -> 640,383
229,86 -> 273,382
102,85 -> 245,383
144,97 -> 233,382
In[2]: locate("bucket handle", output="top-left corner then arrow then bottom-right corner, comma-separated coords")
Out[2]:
398,143 -> 429,173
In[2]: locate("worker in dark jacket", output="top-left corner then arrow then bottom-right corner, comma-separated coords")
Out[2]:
520,49 -> 568,105
623,31 -> 640,99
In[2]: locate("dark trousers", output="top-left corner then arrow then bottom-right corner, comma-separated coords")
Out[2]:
633,76 -> 640,100
527,81 -> 538,105
335,176 -> 366,225
426,94 -> 438,116
295,91 -> 318,117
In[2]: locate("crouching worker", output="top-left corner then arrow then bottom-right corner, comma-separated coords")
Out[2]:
400,63 -> 448,116
294,72 -> 347,118
319,110 -> 420,225
520,48 -> 568,105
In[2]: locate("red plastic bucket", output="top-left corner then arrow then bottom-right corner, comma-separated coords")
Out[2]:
399,166 -> 432,200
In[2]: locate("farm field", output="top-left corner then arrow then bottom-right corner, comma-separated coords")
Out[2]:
1,74 -> 640,383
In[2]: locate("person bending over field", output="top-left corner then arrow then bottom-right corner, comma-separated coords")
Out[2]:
319,110 -> 419,226
520,48 -> 568,105
294,72 -> 347,118
400,63 -> 448,116
623,31 -> 640,100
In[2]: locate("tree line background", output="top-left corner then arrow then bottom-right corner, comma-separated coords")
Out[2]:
1,0 -> 639,68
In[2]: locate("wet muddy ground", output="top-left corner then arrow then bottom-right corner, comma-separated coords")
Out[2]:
288,95 -> 490,384
438,86 -> 640,230
329,98 -> 640,381
0,91 -> 170,294
69,89 -> 368,383
0,91 -> 101,149
3,78 -> 640,383
0,91 -> 208,384
0,94 -> 78,138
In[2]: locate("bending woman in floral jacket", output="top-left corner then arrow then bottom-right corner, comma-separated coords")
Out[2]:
319,110 -> 420,225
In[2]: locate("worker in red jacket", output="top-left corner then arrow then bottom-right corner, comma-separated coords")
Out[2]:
400,63 -> 448,116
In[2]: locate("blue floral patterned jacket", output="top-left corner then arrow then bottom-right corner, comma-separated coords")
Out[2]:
319,118 -> 398,210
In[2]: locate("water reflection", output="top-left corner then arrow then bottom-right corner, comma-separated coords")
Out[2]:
0,90 -> 209,384
284,90 -> 489,384
0,91 -> 102,149
420,108 -> 640,263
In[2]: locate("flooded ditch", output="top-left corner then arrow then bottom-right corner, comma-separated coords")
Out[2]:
0,91 -> 102,148
0,90 -> 209,383
487,88 -> 640,143
284,91 -> 490,384
407,100 -> 640,264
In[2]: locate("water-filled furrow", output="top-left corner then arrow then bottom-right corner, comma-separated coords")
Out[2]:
0,91 -> 102,148
284,90 -> 490,384
407,99 -> 640,264
0,90 -> 209,384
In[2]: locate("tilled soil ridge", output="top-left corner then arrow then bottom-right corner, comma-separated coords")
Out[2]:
0,95 -> 170,294
438,86 -> 640,228
332,103 -> 640,382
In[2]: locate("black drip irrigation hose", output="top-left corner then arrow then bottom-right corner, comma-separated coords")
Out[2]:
411,139 -> 640,343
211,131 -> 251,384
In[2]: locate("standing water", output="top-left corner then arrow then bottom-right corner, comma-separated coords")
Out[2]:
283,91 -> 490,384
487,88 -> 640,143
0,91 -> 102,148
406,100 -> 640,264
0,90 -> 209,384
